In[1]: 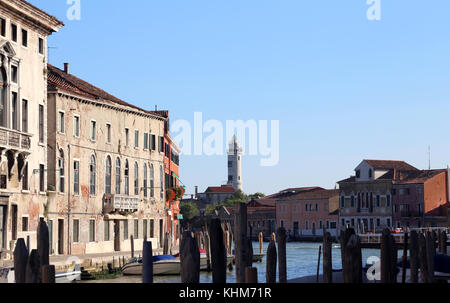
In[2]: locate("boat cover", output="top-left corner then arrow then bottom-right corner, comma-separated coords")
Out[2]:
153,255 -> 176,262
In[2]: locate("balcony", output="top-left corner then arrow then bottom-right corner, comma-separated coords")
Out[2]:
103,194 -> 139,213
0,127 -> 31,151
401,211 -> 422,218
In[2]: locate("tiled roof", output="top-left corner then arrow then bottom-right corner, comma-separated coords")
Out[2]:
264,187 -> 323,200
391,169 -> 446,184
364,160 -> 418,171
47,64 -> 165,118
205,185 -> 236,193
277,189 -> 339,201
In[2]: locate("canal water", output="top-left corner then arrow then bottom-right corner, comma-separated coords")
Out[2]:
83,242 -> 388,283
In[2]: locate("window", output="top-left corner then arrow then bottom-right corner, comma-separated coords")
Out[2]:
151,135 -> 156,151
135,130 -> 139,148
11,92 -> 18,130
150,164 -> 154,198
125,128 -> 129,146
104,221 -> 110,241
123,220 -> 128,240
124,160 -> 129,195
58,111 -> 65,133
376,195 -> 380,207
73,220 -> 79,243
39,164 -> 45,192
11,24 -> 17,42
58,150 -> 65,193
89,220 -> 95,242
22,163 -> 28,190
90,120 -> 96,141
144,133 -> 149,150
105,156 -> 112,194
11,66 -> 17,83
159,136 -> 164,153
73,116 -> 80,137
39,105 -> 44,143
115,158 -> 121,194
22,217 -> 28,232
134,162 -> 139,196
21,29 -> 27,47
386,218 -> 391,227
21,100 -> 28,133
356,170 -> 361,178
143,164 -> 148,198
341,196 -> 345,208
150,219 -> 154,238
386,195 -> 391,207
160,165 -> 164,199
0,18 -> 5,37
73,161 -> 80,195
38,38 -> 44,55
106,123 -> 111,143
134,220 -> 139,239
368,169 -> 373,178
90,155 -> 96,195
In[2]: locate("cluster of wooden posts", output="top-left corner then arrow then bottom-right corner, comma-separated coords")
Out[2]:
321,227 -> 448,283
13,218 -> 55,283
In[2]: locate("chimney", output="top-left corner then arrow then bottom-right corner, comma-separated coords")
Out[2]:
64,63 -> 69,74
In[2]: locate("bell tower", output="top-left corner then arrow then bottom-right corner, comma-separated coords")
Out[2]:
227,136 -> 243,191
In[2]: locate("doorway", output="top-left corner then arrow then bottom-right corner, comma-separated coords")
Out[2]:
58,219 -> 64,255
114,220 -> 120,252
0,205 -> 6,249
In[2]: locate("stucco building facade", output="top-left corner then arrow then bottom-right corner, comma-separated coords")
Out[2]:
0,0 -> 62,258
46,63 -> 167,256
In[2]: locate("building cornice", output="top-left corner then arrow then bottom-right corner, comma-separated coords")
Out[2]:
48,88 -> 168,122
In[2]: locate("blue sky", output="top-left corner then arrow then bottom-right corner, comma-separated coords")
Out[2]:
31,0 -> 450,195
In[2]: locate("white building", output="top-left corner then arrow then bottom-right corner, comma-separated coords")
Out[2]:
227,136 -> 243,191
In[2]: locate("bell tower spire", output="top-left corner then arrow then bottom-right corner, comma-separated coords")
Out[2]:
227,135 -> 243,191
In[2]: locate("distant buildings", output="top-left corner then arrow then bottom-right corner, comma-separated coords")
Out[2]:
338,160 -> 449,232
276,188 -> 340,238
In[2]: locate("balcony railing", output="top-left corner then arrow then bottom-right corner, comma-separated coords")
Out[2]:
0,127 -> 31,151
400,211 -> 422,218
104,194 -> 139,213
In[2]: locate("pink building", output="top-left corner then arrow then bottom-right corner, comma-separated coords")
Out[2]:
276,189 -> 339,239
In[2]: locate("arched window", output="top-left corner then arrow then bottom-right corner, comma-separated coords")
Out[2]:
115,158 -> 121,194
0,67 -> 6,127
90,155 -> 96,195
124,160 -> 129,195
160,165 -> 164,199
58,149 -> 64,193
105,156 -> 112,194
134,162 -> 139,196
143,163 -> 148,198
150,164 -> 154,198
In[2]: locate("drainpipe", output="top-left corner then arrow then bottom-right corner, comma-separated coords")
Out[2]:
67,144 -> 71,255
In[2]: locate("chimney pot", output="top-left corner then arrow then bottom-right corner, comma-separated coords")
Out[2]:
64,63 -> 69,74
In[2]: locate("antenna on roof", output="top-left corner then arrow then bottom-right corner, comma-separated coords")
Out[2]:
428,145 -> 431,170
47,46 -> 58,63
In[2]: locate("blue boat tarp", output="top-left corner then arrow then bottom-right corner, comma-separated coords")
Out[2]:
397,253 -> 450,273
152,255 -> 176,262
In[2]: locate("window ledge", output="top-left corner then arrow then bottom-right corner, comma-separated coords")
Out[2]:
39,192 -> 46,196
21,190 -> 30,194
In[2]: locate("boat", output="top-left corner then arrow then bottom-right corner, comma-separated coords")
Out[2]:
0,264 -> 82,283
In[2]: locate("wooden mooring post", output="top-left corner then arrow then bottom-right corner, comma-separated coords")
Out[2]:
323,232 -> 332,283
380,228 -> 397,283
439,230 -> 447,255
259,232 -> 263,255
316,245 -> 322,283
130,235 -> 135,258
401,232 -> 409,283
340,228 -> 362,283
234,202 -> 249,283
25,250 -> 40,283
209,219 -> 227,283
409,231 -> 419,283
37,218 -> 50,283
41,265 -> 56,284
277,227 -> 287,283
425,232 -> 435,283
266,239 -> 277,283
418,232 -> 428,283
13,238 -> 28,283
245,267 -> 258,283
180,231 -> 200,283
142,240 -> 153,283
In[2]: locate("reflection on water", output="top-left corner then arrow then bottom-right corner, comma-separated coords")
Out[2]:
82,242 -> 387,283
